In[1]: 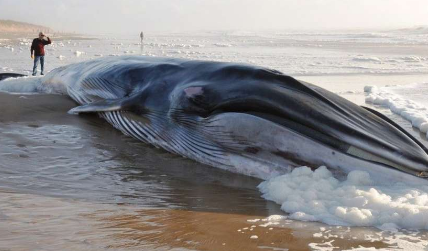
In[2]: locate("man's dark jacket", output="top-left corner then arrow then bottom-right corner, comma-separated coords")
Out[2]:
31,37 -> 51,56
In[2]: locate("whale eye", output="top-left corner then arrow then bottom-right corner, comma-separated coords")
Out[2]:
179,86 -> 211,115
183,86 -> 207,107
184,86 -> 204,98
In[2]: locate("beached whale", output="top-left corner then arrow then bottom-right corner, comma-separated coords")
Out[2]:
1,56 -> 428,183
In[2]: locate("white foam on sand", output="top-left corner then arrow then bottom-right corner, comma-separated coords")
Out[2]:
312,228 -> 428,251
258,166 -> 428,230
246,213 -> 428,251
214,43 -> 233,47
365,84 -> 428,137
310,224 -> 428,251
74,50 -> 86,57
352,57 -> 382,63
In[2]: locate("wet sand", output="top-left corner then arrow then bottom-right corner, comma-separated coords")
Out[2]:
1,91 -> 426,251
0,190 -> 394,251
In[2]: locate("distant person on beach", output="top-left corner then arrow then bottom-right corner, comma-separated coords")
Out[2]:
140,31 -> 144,53
31,32 -> 51,76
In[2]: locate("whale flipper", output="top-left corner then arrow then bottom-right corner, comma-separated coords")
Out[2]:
68,77 -> 132,113
68,99 -> 126,114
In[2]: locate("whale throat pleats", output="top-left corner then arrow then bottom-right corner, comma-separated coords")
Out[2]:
98,111 -> 231,167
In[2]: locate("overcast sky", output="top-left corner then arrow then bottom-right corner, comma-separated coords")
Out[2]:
1,0 -> 428,34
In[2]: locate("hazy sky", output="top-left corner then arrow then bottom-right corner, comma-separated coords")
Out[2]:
1,0 -> 428,34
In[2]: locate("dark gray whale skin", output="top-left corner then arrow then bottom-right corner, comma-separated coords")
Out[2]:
0,73 -> 26,81
2,56 -> 428,182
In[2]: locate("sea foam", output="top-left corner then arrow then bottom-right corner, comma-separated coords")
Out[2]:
365,84 -> 428,137
258,166 -> 428,230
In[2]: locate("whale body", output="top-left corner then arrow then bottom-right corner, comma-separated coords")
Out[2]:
1,56 -> 428,183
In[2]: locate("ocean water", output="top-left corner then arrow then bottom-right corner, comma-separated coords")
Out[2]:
1,29 -> 428,251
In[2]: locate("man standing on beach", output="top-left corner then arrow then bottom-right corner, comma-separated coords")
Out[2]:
31,32 -> 51,76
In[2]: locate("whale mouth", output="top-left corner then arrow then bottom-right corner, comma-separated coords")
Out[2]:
207,100 -> 349,151
345,146 -> 428,178
206,101 -> 428,179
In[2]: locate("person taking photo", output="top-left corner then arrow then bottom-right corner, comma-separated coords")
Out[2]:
31,32 -> 52,76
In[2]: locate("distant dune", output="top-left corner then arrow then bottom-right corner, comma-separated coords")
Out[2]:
391,26 -> 428,34
0,19 -> 52,33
